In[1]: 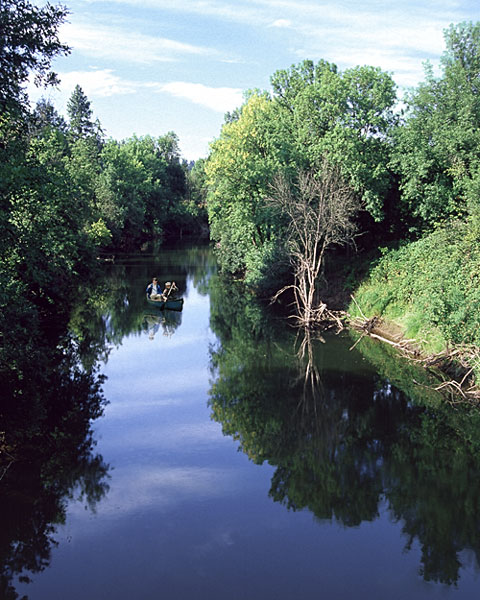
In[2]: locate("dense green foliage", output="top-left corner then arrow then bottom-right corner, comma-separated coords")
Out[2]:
349,221 -> 480,352
206,93 -> 293,289
393,23 -> 480,233
346,22 -> 480,358
205,21 -> 480,357
0,0 -> 69,113
206,61 -> 397,289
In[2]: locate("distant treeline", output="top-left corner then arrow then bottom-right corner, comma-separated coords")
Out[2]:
1,0 -> 209,400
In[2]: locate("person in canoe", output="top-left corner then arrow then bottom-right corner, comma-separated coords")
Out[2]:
161,281 -> 178,300
146,277 -> 163,300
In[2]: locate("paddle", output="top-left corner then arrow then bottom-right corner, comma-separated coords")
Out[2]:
164,281 -> 176,302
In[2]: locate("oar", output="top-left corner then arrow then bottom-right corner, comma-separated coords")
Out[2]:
163,281 -> 176,304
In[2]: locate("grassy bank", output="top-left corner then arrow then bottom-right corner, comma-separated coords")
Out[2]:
347,221 -> 480,379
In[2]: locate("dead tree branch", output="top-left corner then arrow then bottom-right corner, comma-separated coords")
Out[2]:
268,161 -> 360,329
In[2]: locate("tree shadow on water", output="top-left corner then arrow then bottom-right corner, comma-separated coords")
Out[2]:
1,320 -> 110,599
208,276 -> 480,586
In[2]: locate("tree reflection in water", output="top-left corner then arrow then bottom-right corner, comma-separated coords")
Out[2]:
0,294 -> 110,599
208,273 -> 480,586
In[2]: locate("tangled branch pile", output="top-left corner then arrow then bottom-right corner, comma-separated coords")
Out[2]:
349,296 -> 480,403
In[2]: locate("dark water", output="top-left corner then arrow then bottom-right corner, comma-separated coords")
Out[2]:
3,246 -> 480,599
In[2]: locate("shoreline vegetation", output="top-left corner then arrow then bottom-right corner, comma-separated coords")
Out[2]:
347,311 -> 480,404
202,22 -> 480,400
3,2 -> 480,407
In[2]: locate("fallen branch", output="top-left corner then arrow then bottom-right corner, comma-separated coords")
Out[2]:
349,309 -> 480,402
434,380 -> 468,399
368,332 -> 419,355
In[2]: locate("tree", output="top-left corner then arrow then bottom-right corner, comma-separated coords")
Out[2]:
0,0 -> 69,113
29,97 -> 67,137
393,22 -> 480,233
271,60 -> 398,221
95,134 -> 188,248
205,61 -> 397,290
67,84 -> 97,142
179,158 -> 209,235
95,138 -> 148,248
269,164 -> 360,326
206,92 -> 295,288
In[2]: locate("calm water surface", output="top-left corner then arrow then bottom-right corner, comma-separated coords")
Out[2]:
8,247 -> 480,599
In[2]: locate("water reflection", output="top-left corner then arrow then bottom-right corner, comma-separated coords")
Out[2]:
5,246 -> 480,597
0,331 -> 110,600
1,245 -> 214,599
143,309 -> 182,340
69,244 -> 213,357
208,273 -> 480,586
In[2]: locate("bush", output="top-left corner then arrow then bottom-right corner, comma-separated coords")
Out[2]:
350,221 -> 480,351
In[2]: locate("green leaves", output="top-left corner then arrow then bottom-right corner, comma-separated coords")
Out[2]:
393,22 -> 480,232
0,0 -> 70,114
351,221 -> 480,351
206,93 -> 294,286
206,61 -> 397,287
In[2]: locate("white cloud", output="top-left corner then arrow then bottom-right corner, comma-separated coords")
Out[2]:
102,421 -> 228,450
89,465 -> 238,517
60,69 -> 137,97
28,0 -> 475,162
270,18 -> 292,28
61,21 -> 215,64
27,68 -> 140,117
59,1 -> 463,90
83,0 -> 268,27
149,81 -> 244,113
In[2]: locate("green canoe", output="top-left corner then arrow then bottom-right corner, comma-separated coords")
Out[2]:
146,296 -> 184,311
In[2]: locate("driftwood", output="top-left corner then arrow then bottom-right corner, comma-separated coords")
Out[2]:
348,295 -> 480,403
271,285 -> 347,331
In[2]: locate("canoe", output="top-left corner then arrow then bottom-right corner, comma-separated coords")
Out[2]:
146,296 -> 184,311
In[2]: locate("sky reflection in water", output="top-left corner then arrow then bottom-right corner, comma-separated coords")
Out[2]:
15,261 -> 480,599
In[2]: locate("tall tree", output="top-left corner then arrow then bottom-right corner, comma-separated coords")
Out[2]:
206,92 -> 295,288
67,84 -> 96,142
29,97 -> 67,137
206,61 -> 397,289
271,60 -> 398,221
393,22 -> 480,233
0,0 -> 69,113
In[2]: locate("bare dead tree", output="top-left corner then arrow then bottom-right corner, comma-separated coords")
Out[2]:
269,162 -> 360,327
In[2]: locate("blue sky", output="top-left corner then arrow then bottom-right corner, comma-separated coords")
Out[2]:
29,0 -> 480,160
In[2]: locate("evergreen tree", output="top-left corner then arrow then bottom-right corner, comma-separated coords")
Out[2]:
67,84 -> 96,141
29,97 -> 67,137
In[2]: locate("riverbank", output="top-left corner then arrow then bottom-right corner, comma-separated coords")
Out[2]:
337,221 -> 480,398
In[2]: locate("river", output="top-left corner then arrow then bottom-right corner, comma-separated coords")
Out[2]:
3,245 -> 480,599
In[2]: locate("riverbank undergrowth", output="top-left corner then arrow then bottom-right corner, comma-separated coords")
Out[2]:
347,220 -> 480,382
